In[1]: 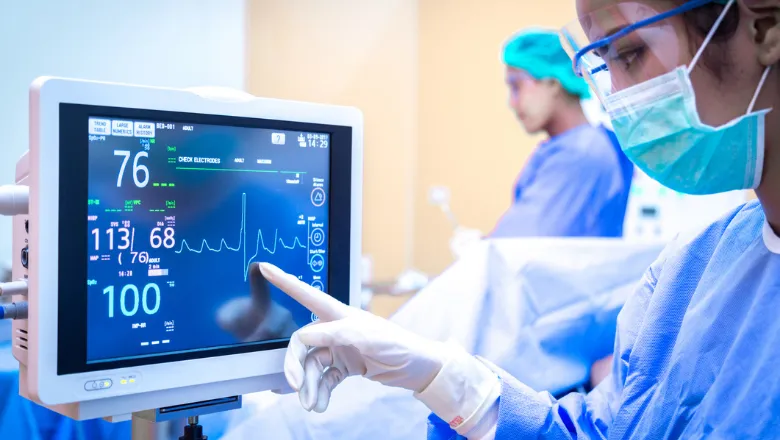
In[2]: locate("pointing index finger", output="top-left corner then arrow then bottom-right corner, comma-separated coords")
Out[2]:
258,263 -> 352,321
247,263 -> 271,308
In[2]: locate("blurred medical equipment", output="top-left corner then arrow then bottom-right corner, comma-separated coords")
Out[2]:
0,263 -> 9,307
449,227 -> 484,260
363,189 -> 430,296
216,237 -> 665,439
623,171 -> 748,240
428,186 -> 459,230
358,255 -> 374,309
392,269 -> 430,293
0,77 -> 362,439
361,189 -> 446,297
429,185 -> 483,260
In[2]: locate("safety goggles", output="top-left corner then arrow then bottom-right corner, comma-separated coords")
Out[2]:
559,0 -> 722,103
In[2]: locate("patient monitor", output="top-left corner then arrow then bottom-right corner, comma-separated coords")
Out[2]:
2,77 -> 362,428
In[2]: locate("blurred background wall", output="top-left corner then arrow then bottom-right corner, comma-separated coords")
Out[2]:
246,0 -> 575,280
246,0 -> 419,281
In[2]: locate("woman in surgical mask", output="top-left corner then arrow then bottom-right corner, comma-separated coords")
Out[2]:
253,0 -> 780,438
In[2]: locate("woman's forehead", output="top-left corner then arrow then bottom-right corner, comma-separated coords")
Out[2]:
577,0 -> 668,14
577,0 -> 669,40
577,0 -> 618,17
506,67 -> 531,78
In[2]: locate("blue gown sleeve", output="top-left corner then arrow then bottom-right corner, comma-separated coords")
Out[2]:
427,250 -> 664,439
489,140 -> 620,238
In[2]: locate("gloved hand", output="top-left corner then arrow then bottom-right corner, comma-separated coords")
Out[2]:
450,227 -> 483,260
217,263 -> 299,342
257,263 -> 452,413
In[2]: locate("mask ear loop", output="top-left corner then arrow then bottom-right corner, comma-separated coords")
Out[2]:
747,66 -> 773,113
688,0 -> 737,74
684,0 -> 770,115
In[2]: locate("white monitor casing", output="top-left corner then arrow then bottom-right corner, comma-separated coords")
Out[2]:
12,77 -> 363,420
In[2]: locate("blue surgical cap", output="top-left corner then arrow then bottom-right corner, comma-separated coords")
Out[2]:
502,28 -> 591,99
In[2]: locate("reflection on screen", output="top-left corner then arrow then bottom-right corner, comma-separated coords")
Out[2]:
86,118 -> 329,363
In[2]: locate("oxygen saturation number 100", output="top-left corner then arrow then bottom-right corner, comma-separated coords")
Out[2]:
103,283 -> 161,318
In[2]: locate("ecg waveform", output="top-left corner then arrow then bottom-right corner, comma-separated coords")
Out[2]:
175,193 -> 306,280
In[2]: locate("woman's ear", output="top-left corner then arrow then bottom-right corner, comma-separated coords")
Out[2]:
742,0 -> 780,65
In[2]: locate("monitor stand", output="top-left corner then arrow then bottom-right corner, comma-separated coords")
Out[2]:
131,395 -> 241,440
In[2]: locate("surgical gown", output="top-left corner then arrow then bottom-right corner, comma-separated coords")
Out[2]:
0,336 -> 131,439
430,200 -> 780,439
490,124 -> 633,238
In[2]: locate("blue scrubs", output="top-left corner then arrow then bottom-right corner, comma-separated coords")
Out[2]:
490,124 -> 633,238
0,325 -> 130,440
430,200 -> 780,438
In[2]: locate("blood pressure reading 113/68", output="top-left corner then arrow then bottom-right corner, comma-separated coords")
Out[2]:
86,118 -> 330,363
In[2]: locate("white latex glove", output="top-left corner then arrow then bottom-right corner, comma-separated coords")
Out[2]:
450,227 -> 483,260
257,263 -> 452,413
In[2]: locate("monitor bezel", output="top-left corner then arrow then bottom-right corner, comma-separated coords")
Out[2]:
28,77 -> 363,405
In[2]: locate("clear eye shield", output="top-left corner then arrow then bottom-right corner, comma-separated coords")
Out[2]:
559,0 -> 728,103
559,0 -> 773,196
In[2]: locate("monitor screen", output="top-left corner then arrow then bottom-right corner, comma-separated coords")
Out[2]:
85,118 -> 330,363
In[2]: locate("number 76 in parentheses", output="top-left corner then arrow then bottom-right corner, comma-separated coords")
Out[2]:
130,251 -> 150,264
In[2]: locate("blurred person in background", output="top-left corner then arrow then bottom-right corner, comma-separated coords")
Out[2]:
451,29 -> 634,258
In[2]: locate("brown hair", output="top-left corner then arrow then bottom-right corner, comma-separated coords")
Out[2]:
679,1 -> 741,80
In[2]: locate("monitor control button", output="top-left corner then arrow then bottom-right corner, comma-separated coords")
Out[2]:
309,254 -> 325,273
85,379 -> 112,391
21,246 -> 28,269
310,228 -> 325,246
310,188 -> 326,207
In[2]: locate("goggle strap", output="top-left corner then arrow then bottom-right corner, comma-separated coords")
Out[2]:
573,0 -> 713,77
